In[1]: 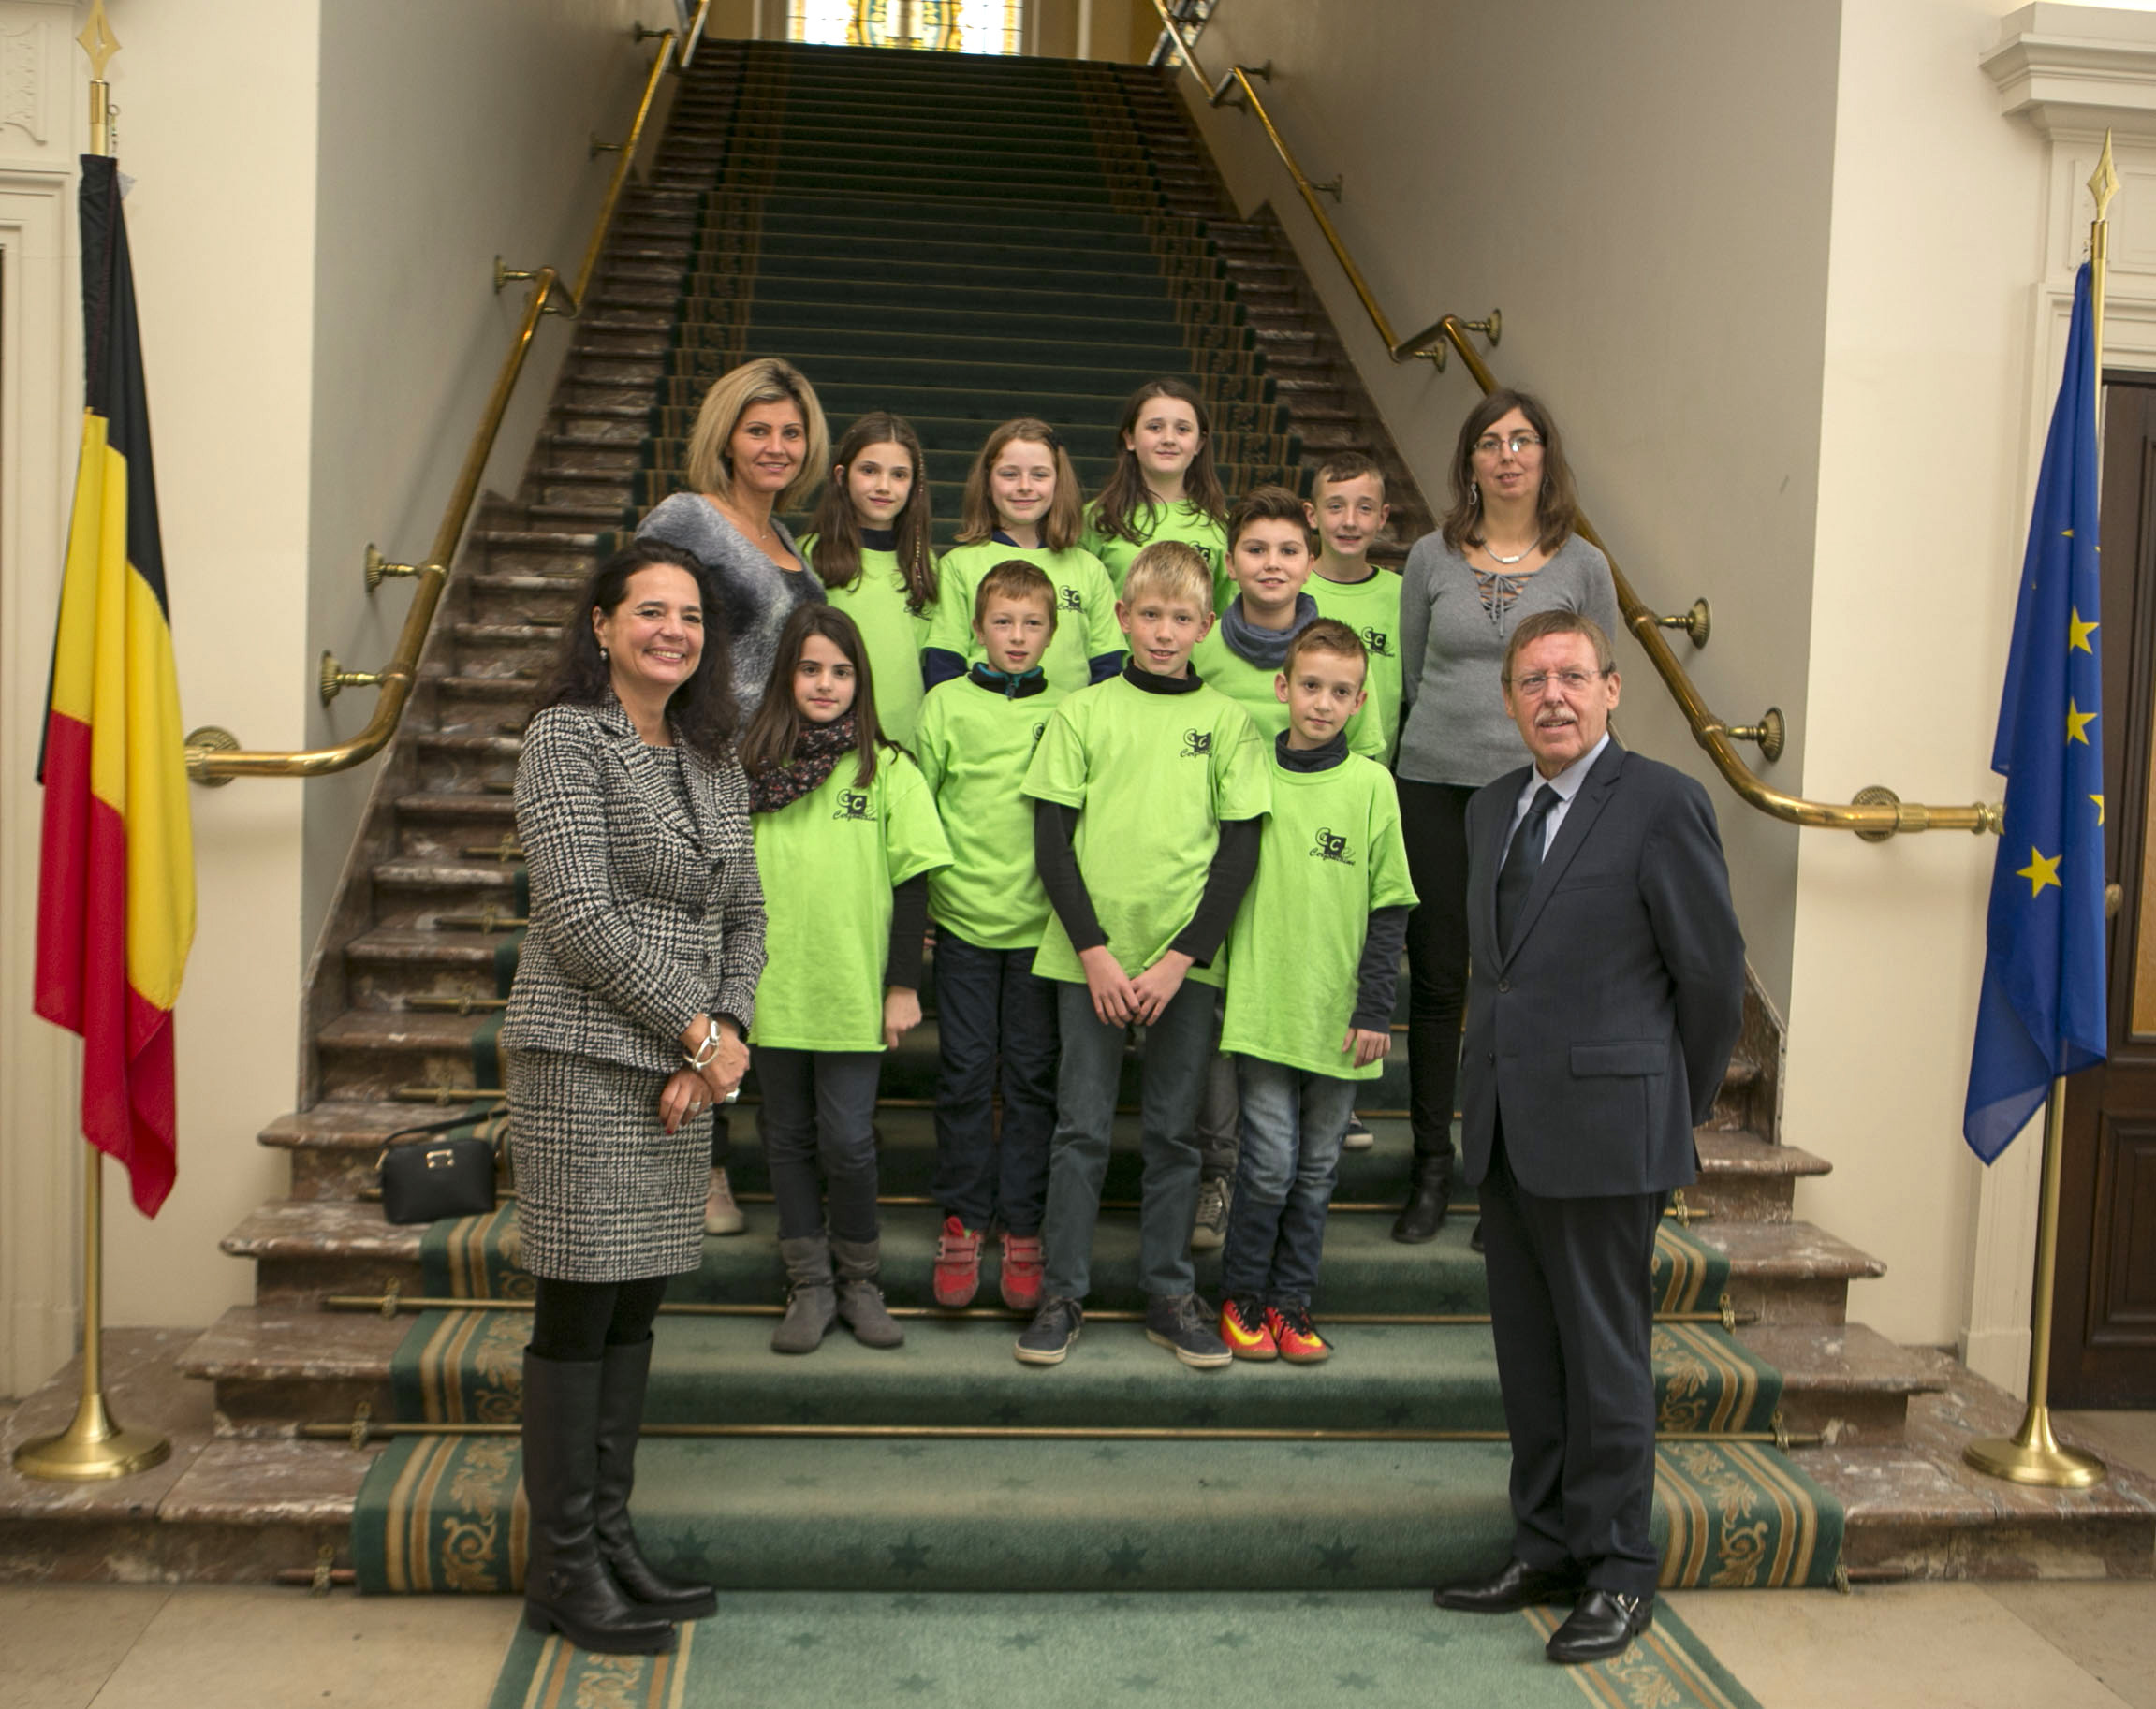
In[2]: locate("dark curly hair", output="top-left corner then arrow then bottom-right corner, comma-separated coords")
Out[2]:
528,541 -> 739,762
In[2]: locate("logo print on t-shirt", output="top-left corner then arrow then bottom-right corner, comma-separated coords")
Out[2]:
1031,722 -> 1047,751
1181,729 -> 1212,759
1360,625 -> 1392,657
1310,826 -> 1355,866
1058,587 -> 1083,613
831,791 -> 876,822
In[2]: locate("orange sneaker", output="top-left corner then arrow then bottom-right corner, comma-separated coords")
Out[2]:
1219,1295 -> 1277,1361
931,1216 -> 983,1308
1266,1302 -> 1332,1364
998,1231 -> 1045,1314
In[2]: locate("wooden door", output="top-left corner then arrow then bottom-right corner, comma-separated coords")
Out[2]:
2051,375 -> 2156,1407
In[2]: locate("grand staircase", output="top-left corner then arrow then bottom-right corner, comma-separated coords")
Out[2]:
5,38 -> 2151,1594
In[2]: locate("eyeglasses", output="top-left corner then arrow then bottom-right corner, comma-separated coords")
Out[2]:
1505,667 -> 1606,695
1473,431 -> 1543,458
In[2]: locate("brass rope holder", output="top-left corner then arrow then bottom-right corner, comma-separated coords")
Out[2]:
590,133 -> 626,159
1719,1291 -> 1738,1333
319,652 -> 389,706
1655,599 -> 1711,649
311,1542 -> 336,1597
463,836 -> 523,863
363,544 -> 423,592
183,725 -> 242,787
378,1280 -> 402,1321
403,995 -> 508,1015
349,1400 -> 374,1451
395,1084 -> 508,1106
493,257 -> 577,315
434,911 -> 528,934
1718,708 -> 1784,764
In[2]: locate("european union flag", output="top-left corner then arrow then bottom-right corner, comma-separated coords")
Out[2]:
1964,263 -> 2107,1163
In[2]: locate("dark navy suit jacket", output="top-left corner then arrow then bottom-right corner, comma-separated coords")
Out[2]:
1458,738 -> 1745,1200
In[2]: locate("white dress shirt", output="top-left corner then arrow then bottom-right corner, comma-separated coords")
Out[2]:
1505,732 -> 1612,857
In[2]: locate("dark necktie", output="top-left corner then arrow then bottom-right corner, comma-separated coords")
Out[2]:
1495,784 -> 1561,951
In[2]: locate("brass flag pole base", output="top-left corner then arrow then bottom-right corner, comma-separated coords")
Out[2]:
12,1146 -> 169,1483
1963,1406 -> 2105,1489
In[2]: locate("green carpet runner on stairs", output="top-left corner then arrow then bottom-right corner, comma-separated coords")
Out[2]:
481,1591 -> 1767,1709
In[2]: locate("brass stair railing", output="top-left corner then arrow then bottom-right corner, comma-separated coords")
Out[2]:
183,4 -> 711,784
1151,1 -> 2002,839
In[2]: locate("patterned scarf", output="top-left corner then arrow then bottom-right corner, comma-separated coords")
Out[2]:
749,712 -> 858,813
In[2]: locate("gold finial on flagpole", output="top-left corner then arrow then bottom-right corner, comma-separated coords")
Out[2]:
76,0 -> 119,157
1963,135 -> 2116,1496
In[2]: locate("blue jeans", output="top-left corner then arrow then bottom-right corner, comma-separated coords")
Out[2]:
1041,977 -> 1215,1300
1220,1056 -> 1357,1307
756,1047 -> 882,1244
930,929 -> 1060,1235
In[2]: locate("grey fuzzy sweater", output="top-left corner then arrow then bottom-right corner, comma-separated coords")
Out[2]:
1395,532 -> 1621,788
636,492 -> 825,714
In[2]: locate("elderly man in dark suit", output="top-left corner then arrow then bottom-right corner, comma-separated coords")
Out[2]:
1432,609 -> 1744,1664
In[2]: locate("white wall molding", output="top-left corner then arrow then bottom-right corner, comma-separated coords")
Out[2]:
1986,3 -> 2156,143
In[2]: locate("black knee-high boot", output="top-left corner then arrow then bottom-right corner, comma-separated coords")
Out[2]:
520,1351 -> 676,1653
593,1338 -> 717,1619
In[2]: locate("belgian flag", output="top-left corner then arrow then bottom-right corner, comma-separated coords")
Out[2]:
35,154 -> 195,1217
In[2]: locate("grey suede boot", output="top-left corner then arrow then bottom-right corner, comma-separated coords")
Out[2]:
771,1235 -> 837,1354
831,1236 -> 905,1348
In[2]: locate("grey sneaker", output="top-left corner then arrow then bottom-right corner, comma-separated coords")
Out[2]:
1191,1177 -> 1230,1251
1146,1293 -> 1231,1368
1015,1296 -> 1083,1366
1340,1115 -> 1375,1151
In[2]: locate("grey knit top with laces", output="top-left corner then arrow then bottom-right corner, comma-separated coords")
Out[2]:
1394,532 -> 1621,789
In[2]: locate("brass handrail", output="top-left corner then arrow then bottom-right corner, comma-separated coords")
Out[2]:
183,12 -> 705,783
1151,3 -> 2002,839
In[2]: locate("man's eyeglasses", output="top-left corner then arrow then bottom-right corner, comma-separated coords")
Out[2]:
1506,667 -> 1607,696
1473,431 -> 1543,458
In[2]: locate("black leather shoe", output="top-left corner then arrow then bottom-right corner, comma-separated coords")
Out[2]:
1545,1589 -> 1654,1663
1391,1155 -> 1453,1244
1469,1219 -> 1485,1253
1431,1556 -> 1585,1613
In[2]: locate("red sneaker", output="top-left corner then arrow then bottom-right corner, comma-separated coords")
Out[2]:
1219,1295 -> 1278,1361
999,1231 -> 1045,1313
931,1217 -> 983,1308
1266,1302 -> 1331,1364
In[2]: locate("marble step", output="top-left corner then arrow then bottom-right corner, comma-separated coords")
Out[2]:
220,1196 -> 1879,1325
7,1332 -> 2142,1585
180,1304 -> 1940,1443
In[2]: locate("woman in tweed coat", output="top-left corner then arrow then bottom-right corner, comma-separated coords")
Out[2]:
502,539 -> 765,1655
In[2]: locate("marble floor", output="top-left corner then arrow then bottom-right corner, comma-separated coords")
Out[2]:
3,1408 -> 2152,1709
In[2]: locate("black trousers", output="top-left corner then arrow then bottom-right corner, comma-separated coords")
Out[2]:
529,1274 -> 670,1362
1397,779 -> 1474,1170
1479,1117 -> 1665,1597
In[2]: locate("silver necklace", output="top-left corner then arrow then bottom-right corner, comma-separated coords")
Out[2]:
1481,536 -> 1533,566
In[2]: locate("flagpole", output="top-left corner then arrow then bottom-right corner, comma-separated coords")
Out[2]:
13,0 -> 169,1485
1962,133 -> 2118,1494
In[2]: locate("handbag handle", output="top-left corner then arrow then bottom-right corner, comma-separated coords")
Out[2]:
375,1109 -> 506,1171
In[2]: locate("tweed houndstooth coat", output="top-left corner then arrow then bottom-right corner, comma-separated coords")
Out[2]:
502,695 -> 766,1280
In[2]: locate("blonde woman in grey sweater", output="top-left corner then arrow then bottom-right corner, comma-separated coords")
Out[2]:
1392,391 -> 1620,1245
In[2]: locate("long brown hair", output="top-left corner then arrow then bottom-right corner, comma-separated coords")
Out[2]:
806,412 -> 937,612
738,605 -> 893,789
529,542 -> 739,763
955,418 -> 1084,552
1088,378 -> 1228,546
1436,388 -> 1578,556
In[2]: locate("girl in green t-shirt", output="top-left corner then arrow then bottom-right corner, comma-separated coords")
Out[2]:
740,606 -> 952,1357
924,416 -> 1124,697
800,412 -> 937,749
1081,378 -> 1230,606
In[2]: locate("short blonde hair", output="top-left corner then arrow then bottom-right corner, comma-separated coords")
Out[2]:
1122,539 -> 1211,610
684,358 -> 830,513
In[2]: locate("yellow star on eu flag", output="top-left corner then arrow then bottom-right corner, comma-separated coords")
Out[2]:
2067,699 -> 2097,744
2092,793 -> 2106,825
2018,847 -> 2064,897
2068,608 -> 2099,653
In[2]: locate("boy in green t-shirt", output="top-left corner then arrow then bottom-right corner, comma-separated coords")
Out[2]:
913,562 -> 1065,1314
1016,541 -> 1271,1369
1303,452 -> 1403,765
1216,621 -> 1416,1363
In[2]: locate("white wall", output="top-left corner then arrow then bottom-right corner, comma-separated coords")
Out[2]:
1174,0 -> 1844,1012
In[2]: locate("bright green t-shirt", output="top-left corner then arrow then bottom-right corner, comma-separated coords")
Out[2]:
1306,565 -> 1405,765
914,674 -> 1065,951
1021,675 -> 1271,989
749,752 -> 951,1052
800,535 -> 931,749
1191,621 -> 1387,761
1222,751 -> 1417,1079
1081,498 -> 1230,608
926,540 -> 1123,700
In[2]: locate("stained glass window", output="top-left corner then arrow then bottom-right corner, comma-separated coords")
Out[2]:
786,0 -> 1024,55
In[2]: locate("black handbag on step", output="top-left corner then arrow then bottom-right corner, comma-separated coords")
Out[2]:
377,1111 -> 503,1225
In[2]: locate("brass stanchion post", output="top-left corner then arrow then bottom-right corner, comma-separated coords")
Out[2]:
13,0 -> 168,1485
1964,134 -> 2118,1493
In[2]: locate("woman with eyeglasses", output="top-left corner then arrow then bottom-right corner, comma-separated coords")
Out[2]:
1391,390 -> 1621,1245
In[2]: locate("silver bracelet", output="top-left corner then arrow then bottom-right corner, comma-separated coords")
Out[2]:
682,1020 -> 723,1070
